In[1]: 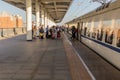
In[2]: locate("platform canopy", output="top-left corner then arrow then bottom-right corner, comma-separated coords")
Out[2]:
3,0 -> 73,23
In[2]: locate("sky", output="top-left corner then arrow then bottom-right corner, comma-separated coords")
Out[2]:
61,0 -> 101,24
0,0 -> 103,24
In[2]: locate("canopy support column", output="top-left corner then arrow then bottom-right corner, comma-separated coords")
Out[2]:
26,0 -> 32,41
35,0 -> 40,36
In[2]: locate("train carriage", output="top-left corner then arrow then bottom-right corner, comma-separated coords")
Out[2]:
67,0 -> 120,69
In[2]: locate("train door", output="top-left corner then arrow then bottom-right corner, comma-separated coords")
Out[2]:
79,21 -> 83,42
67,24 -> 69,33
77,22 -> 80,40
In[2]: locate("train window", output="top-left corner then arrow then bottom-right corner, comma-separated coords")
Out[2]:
81,22 -> 83,32
105,30 -> 114,44
117,29 -> 120,47
97,29 -> 103,41
87,29 -> 90,37
87,32 -> 90,37
84,27 -> 87,36
105,31 -> 108,42
92,32 -> 96,38
92,28 -> 96,39
109,31 -> 114,44
97,30 -> 100,40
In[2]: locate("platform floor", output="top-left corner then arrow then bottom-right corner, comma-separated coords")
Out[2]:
0,34 -> 72,80
0,33 -> 93,80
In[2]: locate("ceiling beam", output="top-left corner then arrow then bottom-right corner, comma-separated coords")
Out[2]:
48,10 -> 67,12
54,2 -> 58,19
50,12 -> 65,14
45,5 -> 68,9
3,0 -> 73,23
40,0 -> 72,2
4,0 -> 25,3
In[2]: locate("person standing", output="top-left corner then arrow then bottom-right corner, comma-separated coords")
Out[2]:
39,25 -> 44,39
71,26 -> 76,39
46,25 -> 49,38
32,24 -> 36,39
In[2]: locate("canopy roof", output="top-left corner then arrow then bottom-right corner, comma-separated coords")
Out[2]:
3,0 -> 72,23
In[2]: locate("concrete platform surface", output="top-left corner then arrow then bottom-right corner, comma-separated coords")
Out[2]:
0,34 -> 72,80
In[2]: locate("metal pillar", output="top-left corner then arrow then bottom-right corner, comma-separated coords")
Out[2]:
45,12 -> 48,28
40,4 -> 42,26
41,10 -> 44,26
44,10 -> 46,28
46,13 -> 48,26
26,0 -> 32,41
35,0 -> 40,36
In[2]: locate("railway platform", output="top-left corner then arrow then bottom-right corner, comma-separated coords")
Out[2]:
0,32 -> 120,80
0,33 -> 91,80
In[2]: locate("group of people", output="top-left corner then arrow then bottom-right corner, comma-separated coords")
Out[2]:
32,24 -> 61,39
32,24 -> 78,40
32,23 -> 45,39
45,25 -> 61,39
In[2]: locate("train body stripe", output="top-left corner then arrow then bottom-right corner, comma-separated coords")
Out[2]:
81,35 -> 120,53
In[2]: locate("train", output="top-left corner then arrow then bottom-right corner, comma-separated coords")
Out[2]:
66,0 -> 120,69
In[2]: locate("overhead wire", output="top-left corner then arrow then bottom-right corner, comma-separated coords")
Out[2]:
73,2 -> 92,18
68,3 -> 92,21
65,0 -> 85,18
64,0 -> 86,19
61,0 -> 117,24
61,0 -> 85,23
62,0 -> 92,23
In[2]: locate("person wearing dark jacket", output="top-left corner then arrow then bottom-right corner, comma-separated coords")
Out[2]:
46,25 -> 49,38
71,26 -> 76,39
39,26 -> 44,39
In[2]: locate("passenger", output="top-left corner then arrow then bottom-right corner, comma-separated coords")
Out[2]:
57,27 -> 61,38
32,25 -> 36,39
54,27 -> 58,39
52,26 -> 55,39
76,28 -> 78,40
39,26 -> 44,39
71,26 -> 76,39
49,28 -> 52,38
46,25 -> 49,38
32,24 -> 34,38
